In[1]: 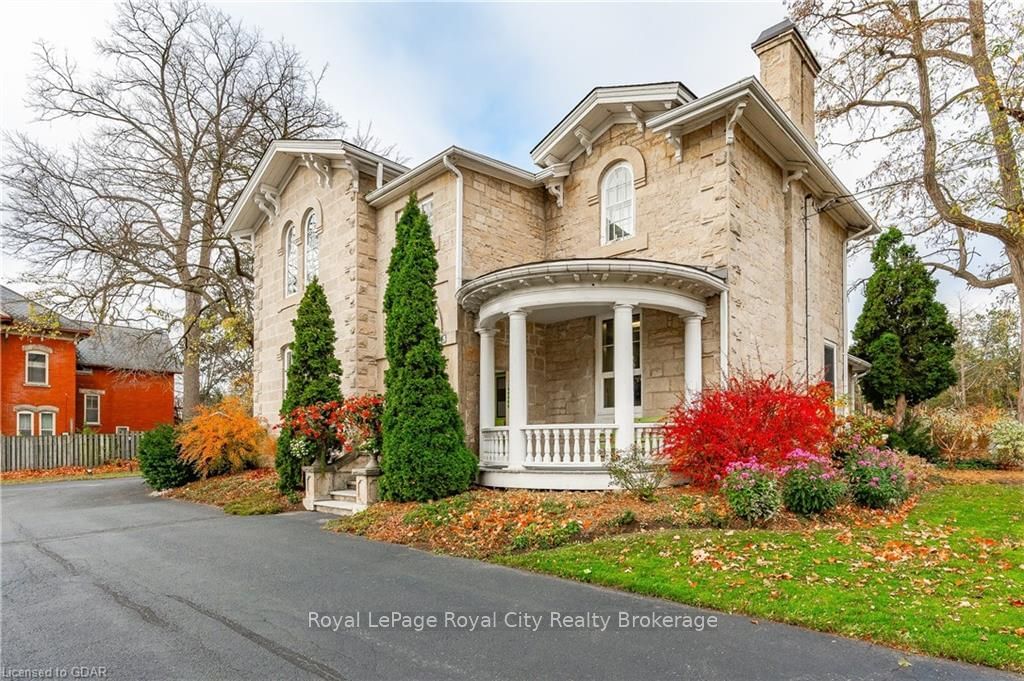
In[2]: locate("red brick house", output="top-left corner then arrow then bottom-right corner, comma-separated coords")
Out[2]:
0,286 -> 180,436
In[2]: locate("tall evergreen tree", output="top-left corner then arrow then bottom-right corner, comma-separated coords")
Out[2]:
276,279 -> 342,491
851,228 -> 957,425
380,195 -> 476,501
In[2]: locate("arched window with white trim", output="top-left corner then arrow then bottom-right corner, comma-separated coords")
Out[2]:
304,211 -> 319,284
601,163 -> 635,244
284,223 -> 298,295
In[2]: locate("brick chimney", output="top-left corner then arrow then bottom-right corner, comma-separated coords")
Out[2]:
752,18 -> 821,143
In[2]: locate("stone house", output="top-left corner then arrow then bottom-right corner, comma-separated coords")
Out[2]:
225,19 -> 877,490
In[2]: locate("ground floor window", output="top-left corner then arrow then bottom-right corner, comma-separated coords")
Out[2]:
17,412 -> 33,436
598,312 -> 642,413
823,341 -> 837,395
116,426 -> 130,435
495,371 -> 507,423
39,411 -> 56,436
84,394 -> 101,425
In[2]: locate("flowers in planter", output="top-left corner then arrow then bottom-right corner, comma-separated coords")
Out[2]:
282,394 -> 384,468
778,449 -> 846,516
718,459 -> 781,523
844,445 -> 911,509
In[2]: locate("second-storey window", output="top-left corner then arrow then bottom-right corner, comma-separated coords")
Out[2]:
25,351 -> 48,385
283,346 -> 293,392
284,223 -> 299,296
84,394 -> 101,425
601,163 -> 635,244
304,212 -> 319,284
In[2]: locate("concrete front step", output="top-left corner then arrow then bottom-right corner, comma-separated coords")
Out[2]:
312,499 -> 359,516
329,488 -> 357,501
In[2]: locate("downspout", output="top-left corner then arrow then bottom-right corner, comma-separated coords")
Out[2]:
442,154 -> 464,289
804,194 -> 812,381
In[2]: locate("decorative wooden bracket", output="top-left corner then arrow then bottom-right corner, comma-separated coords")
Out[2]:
254,184 -> 280,221
300,153 -> 332,188
782,164 -> 809,193
625,104 -> 645,132
725,100 -> 747,146
545,180 -> 564,208
665,131 -> 683,163
335,152 -> 359,193
574,127 -> 594,156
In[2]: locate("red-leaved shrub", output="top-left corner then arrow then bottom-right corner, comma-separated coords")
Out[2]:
663,374 -> 835,489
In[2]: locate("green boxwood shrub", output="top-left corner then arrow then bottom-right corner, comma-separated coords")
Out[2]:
138,424 -> 195,490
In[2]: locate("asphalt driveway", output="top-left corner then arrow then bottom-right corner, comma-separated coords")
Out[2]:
1,478 -> 1017,681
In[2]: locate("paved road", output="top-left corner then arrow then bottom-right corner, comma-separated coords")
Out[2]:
1,478 -> 1017,681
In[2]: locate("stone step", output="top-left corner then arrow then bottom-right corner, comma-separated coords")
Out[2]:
329,488 -> 357,500
313,499 -> 358,516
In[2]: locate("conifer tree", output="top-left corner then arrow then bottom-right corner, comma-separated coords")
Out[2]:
379,195 -> 476,501
851,228 -> 957,425
276,279 -> 342,491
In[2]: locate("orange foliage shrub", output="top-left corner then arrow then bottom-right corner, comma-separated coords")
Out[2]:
176,397 -> 273,477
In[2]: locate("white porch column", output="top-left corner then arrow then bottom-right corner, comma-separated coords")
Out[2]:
684,315 -> 704,406
477,327 -> 496,432
507,310 -> 528,470
613,303 -> 635,453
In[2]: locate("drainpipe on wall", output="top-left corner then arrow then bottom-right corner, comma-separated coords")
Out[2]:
803,194 -> 813,381
442,154 -> 464,290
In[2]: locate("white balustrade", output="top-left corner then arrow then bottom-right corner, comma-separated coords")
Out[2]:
633,422 -> 666,460
480,427 -> 509,467
521,424 -> 617,467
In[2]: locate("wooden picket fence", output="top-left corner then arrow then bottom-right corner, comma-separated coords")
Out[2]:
0,432 -> 142,472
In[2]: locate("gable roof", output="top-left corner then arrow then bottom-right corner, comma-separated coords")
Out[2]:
224,139 -> 409,235
1,285 -> 181,373
647,77 -> 876,233
530,82 -> 696,167
76,323 -> 182,374
0,285 -> 90,334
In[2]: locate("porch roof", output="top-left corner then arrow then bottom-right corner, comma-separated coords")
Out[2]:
457,258 -> 728,326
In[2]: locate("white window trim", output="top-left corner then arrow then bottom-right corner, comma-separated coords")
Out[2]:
38,411 -> 56,437
284,223 -> 299,297
83,393 -> 101,426
115,426 -> 130,435
304,210 -> 320,285
16,411 -> 35,436
600,162 -> 636,246
594,311 -> 643,421
24,350 -> 49,386
282,346 -> 293,392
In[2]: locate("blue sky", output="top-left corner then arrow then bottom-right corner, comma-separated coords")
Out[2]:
0,1 -> 1005,320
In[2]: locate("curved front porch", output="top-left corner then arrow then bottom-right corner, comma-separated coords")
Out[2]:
457,258 -> 727,490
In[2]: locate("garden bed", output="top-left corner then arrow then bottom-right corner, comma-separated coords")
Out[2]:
0,459 -> 140,485
165,469 -> 303,515
500,484 -> 1024,672
325,486 -> 918,559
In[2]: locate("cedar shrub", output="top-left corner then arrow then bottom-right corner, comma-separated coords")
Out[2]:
379,195 -> 476,501
275,278 -> 343,491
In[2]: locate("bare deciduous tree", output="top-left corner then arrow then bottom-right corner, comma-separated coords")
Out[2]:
3,0 -> 344,417
792,0 -> 1024,416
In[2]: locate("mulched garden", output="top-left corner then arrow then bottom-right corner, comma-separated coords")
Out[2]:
0,458 -> 139,484
164,468 -> 303,515
325,485 -> 919,559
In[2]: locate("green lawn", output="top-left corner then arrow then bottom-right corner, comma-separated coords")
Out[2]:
500,484 -> 1024,672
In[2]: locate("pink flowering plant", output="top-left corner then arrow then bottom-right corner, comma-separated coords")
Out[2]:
843,444 -> 911,509
719,459 -> 781,523
778,449 -> 847,516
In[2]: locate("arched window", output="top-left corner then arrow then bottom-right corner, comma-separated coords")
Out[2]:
601,163 -> 635,243
282,345 -> 293,391
304,211 -> 319,284
284,223 -> 298,295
